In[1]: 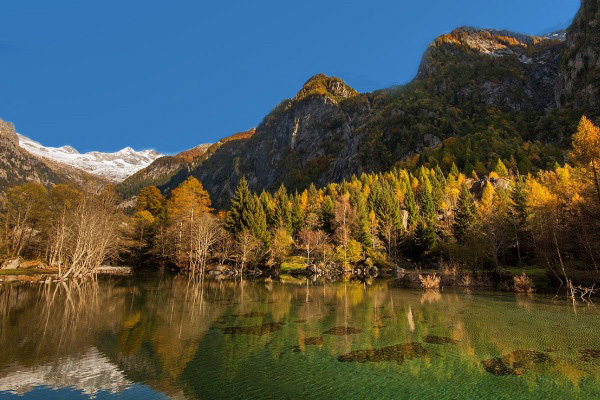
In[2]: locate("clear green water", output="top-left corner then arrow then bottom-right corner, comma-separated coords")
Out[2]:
1,274 -> 600,399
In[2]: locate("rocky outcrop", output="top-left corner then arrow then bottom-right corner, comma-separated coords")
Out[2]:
416,27 -> 564,111
556,0 -> 600,116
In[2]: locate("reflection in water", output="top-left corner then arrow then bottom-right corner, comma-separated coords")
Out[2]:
0,275 -> 599,399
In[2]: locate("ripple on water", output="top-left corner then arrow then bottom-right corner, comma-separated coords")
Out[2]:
481,350 -> 551,376
323,326 -> 363,336
293,319 -> 307,324
230,312 -> 267,318
338,343 -> 428,365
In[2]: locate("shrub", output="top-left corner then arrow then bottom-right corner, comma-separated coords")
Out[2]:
513,273 -> 535,293
419,274 -> 441,290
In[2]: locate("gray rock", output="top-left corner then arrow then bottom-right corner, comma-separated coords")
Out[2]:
1,258 -> 20,270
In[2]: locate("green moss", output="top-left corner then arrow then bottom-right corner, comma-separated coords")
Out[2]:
280,256 -> 306,272
0,269 -> 53,276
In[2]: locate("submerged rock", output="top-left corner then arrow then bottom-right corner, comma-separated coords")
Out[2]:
482,350 -> 551,376
423,335 -> 458,345
323,326 -> 363,336
338,343 -> 427,365
580,349 -> 600,362
304,337 -> 324,346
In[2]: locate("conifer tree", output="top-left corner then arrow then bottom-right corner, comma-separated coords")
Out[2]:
453,184 -> 477,243
570,116 -> 600,205
403,180 -> 419,229
320,196 -> 335,234
419,181 -> 436,224
273,184 -> 292,232
136,186 -> 165,218
244,194 -> 269,245
225,177 -> 253,237
494,159 -> 509,177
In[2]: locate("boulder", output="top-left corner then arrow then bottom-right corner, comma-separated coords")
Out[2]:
1,258 -> 20,270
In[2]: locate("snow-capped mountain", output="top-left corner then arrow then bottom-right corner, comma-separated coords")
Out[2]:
18,134 -> 164,182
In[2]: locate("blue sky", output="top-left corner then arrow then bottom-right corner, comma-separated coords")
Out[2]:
1,0 -> 580,154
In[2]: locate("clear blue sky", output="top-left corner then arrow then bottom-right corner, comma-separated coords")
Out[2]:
1,0 -> 580,154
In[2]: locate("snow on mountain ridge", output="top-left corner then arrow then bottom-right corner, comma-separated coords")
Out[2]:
17,134 -> 164,182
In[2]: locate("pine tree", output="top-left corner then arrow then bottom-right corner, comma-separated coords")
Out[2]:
225,177 -> 253,237
290,194 -> 305,235
509,175 -> 529,265
370,181 -> 402,256
403,179 -> 419,229
419,181 -> 436,224
453,184 -> 477,243
320,195 -> 335,234
244,194 -> 269,245
273,184 -> 292,232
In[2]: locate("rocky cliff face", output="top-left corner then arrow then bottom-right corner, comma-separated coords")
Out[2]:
0,119 -> 104,192
416,27 -> 564,111
556,0 -> 600,115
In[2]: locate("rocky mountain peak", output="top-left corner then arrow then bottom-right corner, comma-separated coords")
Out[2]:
425,26 -> 559,59
294,74 -> 358,103
17,134 -> 164,182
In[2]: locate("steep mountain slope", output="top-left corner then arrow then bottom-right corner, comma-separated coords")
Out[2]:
0,119 -> 104,192
556,0 -> 600,116
117,129 -> 255,199
18,134 -> 163,182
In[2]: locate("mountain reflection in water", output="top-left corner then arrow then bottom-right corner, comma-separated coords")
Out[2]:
0,273 -> 599,399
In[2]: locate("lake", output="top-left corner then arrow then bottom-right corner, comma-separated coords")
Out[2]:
0,273 -> 599,399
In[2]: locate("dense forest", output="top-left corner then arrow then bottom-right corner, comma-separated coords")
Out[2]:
2,116 -> 600,297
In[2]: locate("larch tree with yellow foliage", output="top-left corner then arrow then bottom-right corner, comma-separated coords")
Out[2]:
570,116 -> 600,205
166,176 -> 215,270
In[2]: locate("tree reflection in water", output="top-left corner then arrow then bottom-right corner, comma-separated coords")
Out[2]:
0,275 -> 599,399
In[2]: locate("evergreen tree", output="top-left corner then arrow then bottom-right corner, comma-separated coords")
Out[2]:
453,184 -> 477,243
225,177 -> 253,237
494,159 -> 509,177
419,181 -> 436,224
404,220 -> 436,259
509,175 -> 529,265
320,195 -> 335,234
290,194 -> 305,235
273,184 -> 292,232
244,194 -> 269,245
403,180 -> 419,229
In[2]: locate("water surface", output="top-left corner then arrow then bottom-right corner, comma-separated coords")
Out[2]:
0,274 -> 599,399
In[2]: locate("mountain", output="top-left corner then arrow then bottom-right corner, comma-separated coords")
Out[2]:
18,134 -> 164,183
117,130 -> 255,199
122,25 -> 581,209
556,0 -> 600,116
0,119 -> 105,192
